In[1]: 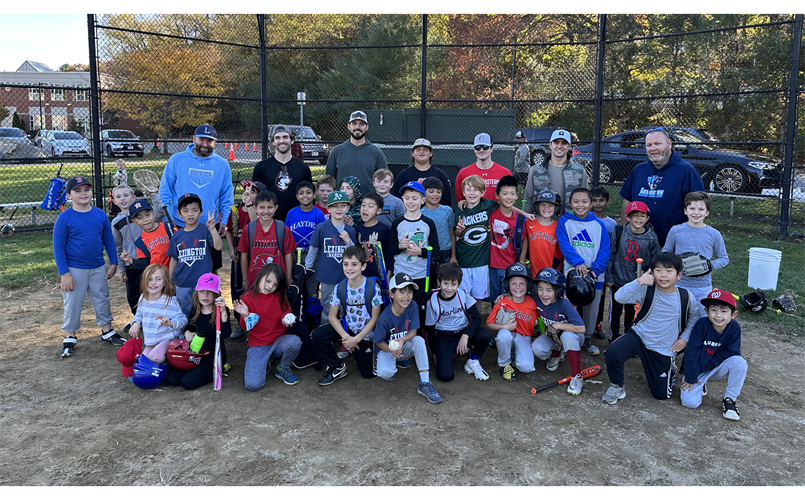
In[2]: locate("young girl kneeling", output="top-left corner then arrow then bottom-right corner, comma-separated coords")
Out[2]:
129,264 -> 187,364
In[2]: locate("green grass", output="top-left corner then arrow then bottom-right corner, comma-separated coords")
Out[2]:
0,231 -> 58,289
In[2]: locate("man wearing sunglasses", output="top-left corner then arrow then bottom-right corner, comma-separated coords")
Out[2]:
252,125 -> 313,221
524,129 -> 587,216
455,132 -> 512,202
620,127 -> 705,246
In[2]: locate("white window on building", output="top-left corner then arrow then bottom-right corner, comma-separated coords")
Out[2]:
32,114 -> 45,130
51,89 -> 65,101
28,88 -> 42,101
52,115 -> 68,130
74,89 -> 87,101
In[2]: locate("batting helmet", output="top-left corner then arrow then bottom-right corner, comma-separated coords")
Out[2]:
504,262 -> 532,293
739,288 -> 767,314
565,269 -> 595,306
131,356 -> 168,390
166,339 -> 211,371
534,267 -> 565,298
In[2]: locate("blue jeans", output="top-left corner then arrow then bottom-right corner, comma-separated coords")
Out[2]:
487,267 -> 507,302
243,333 -> 302,392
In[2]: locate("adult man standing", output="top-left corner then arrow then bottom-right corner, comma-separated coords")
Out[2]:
325,110 -> 388,194
251,125 -> 313,221
392,138 -> 453,207
159,124 -> 233,228
524,129 -> 587,216
454,132 -> 512,202
620,128 -> 705,246
513,130 -> 531,184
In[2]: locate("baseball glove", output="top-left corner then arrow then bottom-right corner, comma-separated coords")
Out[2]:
133,169 -> 161,195
495,306 -> 517,326
545,323 -> 563,351
772,293 -> 796,313
679,252 -> 713,277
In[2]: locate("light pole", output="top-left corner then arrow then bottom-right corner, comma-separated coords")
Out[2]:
297,92 -> 306,127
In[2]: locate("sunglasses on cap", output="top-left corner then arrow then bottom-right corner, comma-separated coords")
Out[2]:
644,127 -> 670,138
474,145 -> 491,151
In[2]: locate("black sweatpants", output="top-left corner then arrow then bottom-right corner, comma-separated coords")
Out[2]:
285,322 -> 319,368
311,323 -> 375,379
430,327 -> 492,382
609,285 -> 636,339
164,345 -> 227,390
124,267 -> 143,315
604,329 -> 676,400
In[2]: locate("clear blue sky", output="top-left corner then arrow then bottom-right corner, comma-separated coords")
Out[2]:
0,14 -> 89,72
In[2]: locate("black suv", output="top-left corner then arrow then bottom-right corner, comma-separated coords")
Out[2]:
266,125 -> 329,164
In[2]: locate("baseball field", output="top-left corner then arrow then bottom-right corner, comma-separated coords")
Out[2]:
0,227 -> 803,486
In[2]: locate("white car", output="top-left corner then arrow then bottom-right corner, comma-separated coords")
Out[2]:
40,130 -> 92,157
101,129 -> 144,157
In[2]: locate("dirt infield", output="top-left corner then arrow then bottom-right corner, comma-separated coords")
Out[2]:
1,275 -> 803,486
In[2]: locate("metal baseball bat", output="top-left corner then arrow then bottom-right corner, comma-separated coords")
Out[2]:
213,305 -> 222,391
636,258 -> 644,279
530,365 -> 601,394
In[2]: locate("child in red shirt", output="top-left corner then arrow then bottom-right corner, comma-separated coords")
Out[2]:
489,175 -> 528,300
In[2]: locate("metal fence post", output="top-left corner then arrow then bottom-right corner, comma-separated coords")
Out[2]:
87,14 -> 104,209
420,14 -> 428,139
778,14 -> 802,241
592,14 -> 607,189
258,14 -> 268,160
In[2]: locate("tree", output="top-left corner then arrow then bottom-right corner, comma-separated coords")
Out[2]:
12,111 -> 25,131
0,97 -> 9,124
58,63 -> 90,72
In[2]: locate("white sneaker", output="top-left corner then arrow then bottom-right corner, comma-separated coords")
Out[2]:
546,356 -> 560,372
464,359 -> 489,380
567,374 -> 583,395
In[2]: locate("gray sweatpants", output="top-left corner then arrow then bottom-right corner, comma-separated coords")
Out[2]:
62,266 -> 113,333
681,355 -> 748,408
376,336 -> 428,380
320,282 -> 337,323
580,288 -> 603,337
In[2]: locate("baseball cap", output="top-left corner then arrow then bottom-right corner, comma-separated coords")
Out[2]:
327,191 -> 351,207
474,133 -> 492,147
348,110 -> 367,123
194,124 -> 217,140
399,181 -> 425,196
412,138 -> 432,150
389,272 -> 419,291
272,125 -> 292,139
536,189 -> 561,206
65,175 -> 92,192
129,200 -> 153,218
239,179 -> 267,192
700,289 -> 737,312
116,337 -> 143,378
626,200 -> 650,215
550,129 -> 571,143
177,192 -> 202,210
515,131 -> 525,139
196,273 -> 221,294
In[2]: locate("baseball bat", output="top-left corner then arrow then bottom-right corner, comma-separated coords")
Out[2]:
530,365 -> 601,394
425,246 -> 433,292
376,242 -> 391,305
635,258 -> 644,313
213,304 -> 222,391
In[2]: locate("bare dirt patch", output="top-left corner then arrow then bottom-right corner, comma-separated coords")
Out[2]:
1,276 -> 803,486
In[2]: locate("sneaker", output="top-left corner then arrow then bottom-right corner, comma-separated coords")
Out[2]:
318,363 -> 348,386
702,382 -> 708,396
417,381 -> 443,404
546,356 -> 561,372
60,336 -> 77,358
722,397 -> 740,421
594,323 -> 606,339
464,359 -> 489,380
500,364 -> 516,382
230,326 -> 244,339
122,322 -> 133,333
602,383 -> 626,404
582,338 -> 600,356
274,366 -> 299,386
396,359 -> 412,369
567,374 -> 583,395
224,363 -> 231,374
293,360 -> 318,369
101,329 -> 125,346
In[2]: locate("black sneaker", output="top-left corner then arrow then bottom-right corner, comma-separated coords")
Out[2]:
702,382 -> 708,396
60,336 -> 77,358
722,398 -> 740,421
318,363 -> 348,386
101,329 -> 125,346
122,322 -> 133,333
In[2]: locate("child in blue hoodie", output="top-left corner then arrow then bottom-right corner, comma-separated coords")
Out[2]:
556,187 -> 611,356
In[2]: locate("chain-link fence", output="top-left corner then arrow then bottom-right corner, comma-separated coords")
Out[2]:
1,14 -> 803,239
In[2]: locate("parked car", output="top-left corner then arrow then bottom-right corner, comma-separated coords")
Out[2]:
288,125 -> 329,164
515,126 -> 580,166
637,126 -> 720,143
571,129 -> 781,193
0,137 -> 46,162
40,130 -> 92,157
0,127 -> 32,145
101,129 -> 144,157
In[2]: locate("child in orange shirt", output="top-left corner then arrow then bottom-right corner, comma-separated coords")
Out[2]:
520,189 -> 563,277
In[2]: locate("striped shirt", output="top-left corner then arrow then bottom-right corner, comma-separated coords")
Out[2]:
132,295 -> 188,346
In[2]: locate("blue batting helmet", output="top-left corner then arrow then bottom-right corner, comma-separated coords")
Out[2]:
131,356 -> 168,390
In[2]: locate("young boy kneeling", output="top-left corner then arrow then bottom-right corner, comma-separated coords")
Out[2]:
374,273 -> 443,404
681,289 -> 747,421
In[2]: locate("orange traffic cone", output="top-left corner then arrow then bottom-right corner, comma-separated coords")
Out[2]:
234,143 -> 238,150
252,143 -> 257,152
229,148 -> 235,161
157,139 -> 161,148
225,142 -> 229,149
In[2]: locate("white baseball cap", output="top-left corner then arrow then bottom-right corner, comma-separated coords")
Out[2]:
550,129 -> 571,143
348,110 -> 367,123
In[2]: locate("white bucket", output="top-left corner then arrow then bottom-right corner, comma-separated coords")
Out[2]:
747,247 -> 782,290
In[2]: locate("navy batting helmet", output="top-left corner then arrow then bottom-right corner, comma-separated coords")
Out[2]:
131,356 -> 168,390
504,262 -> 532,293
565,269 -> 595,306
534,267 -> 565,298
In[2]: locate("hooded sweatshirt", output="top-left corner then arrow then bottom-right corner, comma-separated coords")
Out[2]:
341,175 -> 363,226
556,210 -> 610,289
159,144 -> 234,227
325,139 -> 387,195
605,223 -> 662,287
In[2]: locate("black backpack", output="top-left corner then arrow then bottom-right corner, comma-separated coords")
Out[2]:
633,285 -> 691,333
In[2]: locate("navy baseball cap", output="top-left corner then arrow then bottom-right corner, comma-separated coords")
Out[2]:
65,175 -> 92,192
177,192 -> 202,210
399,181 -> 425,196
194,124 -> 217,140
129,200 -> 153,218
537,189 -> 561,206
